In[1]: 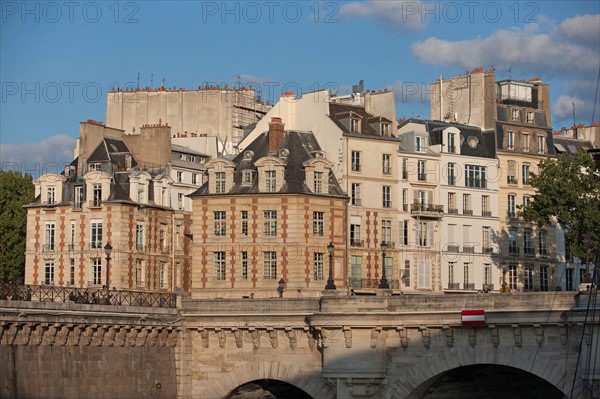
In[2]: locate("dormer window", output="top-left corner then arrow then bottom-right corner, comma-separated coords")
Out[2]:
265,170 -> 277,192
215,172 -> 226,193
448,133 -> 456,153
512,109 -> 519,122
190,156 -> 196,162
526,111 -> 534,124
242,170 -> 254,185
179,154 -> 185,160
350,118 -> 360,133
314,172 -> 323,193
46,187 -> 55,204
415,136 -> 427,153
380,123 -> 390,136
90,163 -> 101,171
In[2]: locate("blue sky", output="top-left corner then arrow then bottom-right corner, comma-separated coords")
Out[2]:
1,1 -> 599,172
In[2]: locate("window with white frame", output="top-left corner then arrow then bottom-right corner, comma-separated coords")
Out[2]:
135,223 -> 144,251
91,220 -> 102,249
507,131 -> 514,150
448,133 -> 456,153
215,172 -> 226,193
241,251 -> 248,279
214,211 -> 226,236
448,262 -> 455,286
448,192 -> 456,213
524,265 -> 533,290
350,118 -> 360,133
192,173 -> 198,185
351,151 -> 361,172
382,154 -> 391,174
242,170 -> 253,185
44,260 -> 54,285
417,260 -> 431,289
313,171 -> 323,193
522,163 -> 530,184
415,136 -> 426,152
91,258 -> 102,285
380,123 -> 389,136
447,163 -> 456,185
484,264 -> 491,286
382,185 -> 391,208
177,193 -> 184,210
159,262 -> 167,288
44,222 -> 55,251
418,160 -> 427,181
539,230 -> 548,255
523,195 -> 532,210
241,211 -> 248,236
416,221 -> 433,247
69,258 -> 75,285
400,220 -> 409,246
483,226 -> 491,250
381,219 -> 392,245
314,253 -> 324,280
92,183 -> 102,206
464,165 -> 486,188
265,170 -> 277,192
136,259 -> 144,286
351,183 -> 361,206
74,186 -> 84,208
540,266 -> 549,291
512,109 -> 519,122
402,189 -> 408,211
46,187 -> 55,204
463,194 -> 471,214
526,111 -> 534,123
507,194 -> 516,217
214,252 -> 226,280
176,171 -> 183,183
509,227 -> 518,253
537,135 -> 545,154
350,223 -> 361,245
402,158 -> 408,180
523,133 -> 530,152
263,251 -> 277,279
263,211 -> 277,236
463,263 -> 470,287
351,256 -> 362,283
313,211 -> 324,236
482,195 -> 490,216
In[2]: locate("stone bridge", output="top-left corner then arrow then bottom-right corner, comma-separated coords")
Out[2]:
1,292 -> 598,398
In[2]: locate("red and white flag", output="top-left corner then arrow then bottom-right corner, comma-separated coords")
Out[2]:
462,309 -> 485,326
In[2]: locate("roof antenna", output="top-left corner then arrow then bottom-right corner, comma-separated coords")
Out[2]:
137,72 -> 140,89
572,101 -> 576,128
151,74 -> 154,87
508,66 -> 512,80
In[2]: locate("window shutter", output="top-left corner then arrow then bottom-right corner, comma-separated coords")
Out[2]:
428,222 -> 434,247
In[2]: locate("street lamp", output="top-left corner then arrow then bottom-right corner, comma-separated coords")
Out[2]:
277,278 -> 285,298
379,243 -> 389,289
325,242 -> 336,290
104,242 -> 113,288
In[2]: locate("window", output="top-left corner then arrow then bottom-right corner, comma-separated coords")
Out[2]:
160,224 -> 167,251
463,194 -> 471,214
263,211 -> 277,236
523,134 -> 530,152
384,256 -> 392,285
136,223 -> 144,251
382,154 -> 391,174
507,160 -> 517,184
159,262 -> 167,288
265,170 -> 277,192
402,158 -> 408,180
382,186 -> 391,208
403,260 -> 410,287
69,258 -> 75,285
44,223 -> 55,251
46,187 -> 55,204
176,171 -> 183,183
540,266 -> 549,291
507,131 -> 514,150
242,170 -> 253,185
522,164 -> 530,185
241,252 -> 248,279
350,222 -> 361,245
74,186 -> 84,209
380,123 -> 389,136
136,259 -> 144,286
418,160 -> 427,182
92,183 -> 102,207
381,219 -> 392,245
509,228 -> 518,253
177,193 -> 184,210
350,118 -> 360,133
538,230 -> 548,255
482,195 -> 490,216
482,226 -> 491,251
512,109 -> 519,122
44,260 -> 54,285
484,264 -> 491,286
400,220 -> 409,246
566,269 -> 574,291
565,240 -> 572,261
463,225 -> 472,251
524,266 -> 533,290
448,262 -> 455,286
448,193 -> 456,213
464,165 -> 486,188
351,256 -> 362,286
526,111 -> 534,123
215,172 -> 226,193
351,183 -> 361,206
214,252 -> 226,280
241,211 -> 248,236
508,264 -> 517,290
523,195 -> 531,210
313,171 -> 323,193
415,136 -> 426,152
313,212 -> 324,236
507,194 -> 516,217
416,221 -> 433,247
448,133 -> 456,153
91,221 -> 102,249
192,174 -> 198,185
417,260 -> 431,289
463,263 -> 470,288
447,163 -> 456,185
190,156 -> 196,163
314,253 -> 324,280
263,251 -> 277,279
402,189 -> 408,211
91,258 -> 102,285
524,229 -> 534,254
214,211 -> 226,236
537,135 -> 545,154
351,151 -> 361,172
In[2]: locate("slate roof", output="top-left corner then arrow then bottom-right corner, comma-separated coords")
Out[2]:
328,103 -> 393,137
553,136 -> 594,154
189,130 -> 347,198
87,138 -> 138,169
172,144 -> 210,157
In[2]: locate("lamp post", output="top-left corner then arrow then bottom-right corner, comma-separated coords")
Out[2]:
501,261 -> 508,293
325,242 -> 336,290
379,243 -> 389,289
277,278 -> 285,298
104,242 -> 113,288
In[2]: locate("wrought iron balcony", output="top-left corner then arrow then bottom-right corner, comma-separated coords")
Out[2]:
509,246 -> 520,255
381,241 -> 396,249
447,282 -> 460,290
507,176 -> 518,184
463,246 -> 475,254
417,173 -> 427,182
448,208 -> 458,214
411,203 -> 444,218
524,247 -> 536,256
482,211 -> 492,217
463,283 -> 475,290
447,245 -> 460,253
463,209 -> 474,216
350,239 -> 364,247
161,246 -> 170,254
42,244 -> 55,252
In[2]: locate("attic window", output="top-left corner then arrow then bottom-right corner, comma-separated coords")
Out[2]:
279,149 -> 289,159
350,118 -> 360,133
244,150 -> 254,159
380,123 -> 390,136
89,163 -> 101,171
180,154 -> 186,160
190,156 -> 196,162
242,170 -> 254,185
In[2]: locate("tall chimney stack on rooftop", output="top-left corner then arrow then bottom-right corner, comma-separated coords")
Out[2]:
268,117 -> 285,152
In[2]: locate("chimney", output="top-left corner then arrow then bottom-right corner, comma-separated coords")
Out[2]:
268,117 -> 285,152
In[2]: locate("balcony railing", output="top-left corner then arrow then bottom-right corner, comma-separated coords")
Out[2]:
447,245 -> 460,253
411,203 -> 444,217
482,211 -> 492,217
463,209 -> 474,216
448,208 -> 458,214
463,283 -> 475,290
381,242 -> 396,249
539,248 -> 548,256
350,239 -> 364,247
463,246 -> 475,254
67,243 -> 75,251
352,198 -> 361,206
524,247 -> 536,256
402,204 -> 408,212
447,282 -> 460,290
136,244 -> 145,252
0,283 -> 176,308
448,145 -> 456,153
72,202 -> 83,211
507,176 -> 518,184
402,171 -> 408,180
448,177 -> 456,186
509,246 -> 520,255
383,166 -> 392,175
417,174 -> 427,182
507,211 -> 517,218
349,278 -> 400,289
42,244 -> 55,252
483,247 -> 494,254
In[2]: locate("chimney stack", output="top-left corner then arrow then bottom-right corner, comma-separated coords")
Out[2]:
268,117 -> 285,152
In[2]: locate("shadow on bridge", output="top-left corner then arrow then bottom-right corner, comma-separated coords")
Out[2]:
225,379 -> 313,399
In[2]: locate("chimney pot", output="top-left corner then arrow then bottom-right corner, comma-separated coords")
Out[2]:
268,118 -> 285,152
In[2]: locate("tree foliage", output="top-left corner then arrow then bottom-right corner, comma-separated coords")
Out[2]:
522,150 -> 600,262
0,171 -> 34,283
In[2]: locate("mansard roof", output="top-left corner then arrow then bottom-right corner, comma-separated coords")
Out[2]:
328,103 -> 394,138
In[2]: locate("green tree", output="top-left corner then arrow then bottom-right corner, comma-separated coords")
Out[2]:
0,171 -> 34,283
521,150 -> 600,263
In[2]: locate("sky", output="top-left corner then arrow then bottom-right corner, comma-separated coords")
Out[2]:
1,1 -> 599,174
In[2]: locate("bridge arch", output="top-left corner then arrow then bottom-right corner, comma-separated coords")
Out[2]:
385,346 -> 574,398
205,361 -> 334,399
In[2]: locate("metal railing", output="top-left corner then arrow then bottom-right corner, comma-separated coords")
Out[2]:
350,239 -> 364,247
349,278 -> 400,289
447,282 -> 459,290
411,203 -> 444,214
0,283 -> 176,308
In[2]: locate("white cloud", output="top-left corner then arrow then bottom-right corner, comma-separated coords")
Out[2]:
412,14 -> 599,75
552,95 -> 596,127
340,0 -> 426,30
0,135 -> 75,176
